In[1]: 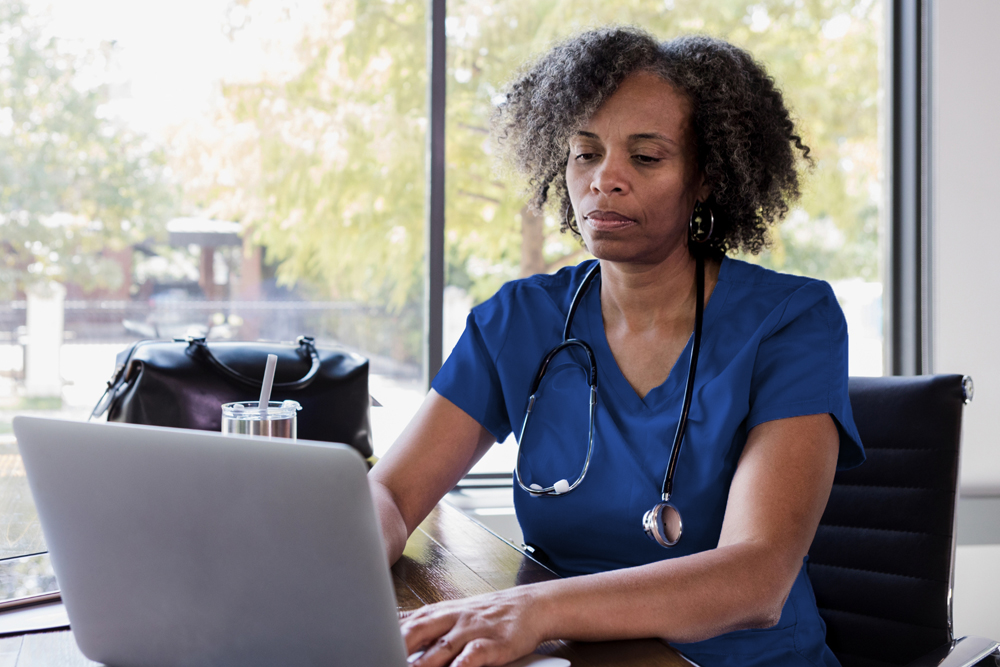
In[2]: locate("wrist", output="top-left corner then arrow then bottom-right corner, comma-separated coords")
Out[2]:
521,581 -> 566,642
369,479 -> 408,565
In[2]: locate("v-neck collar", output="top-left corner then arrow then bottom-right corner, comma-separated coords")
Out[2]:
582,256 -> 730,412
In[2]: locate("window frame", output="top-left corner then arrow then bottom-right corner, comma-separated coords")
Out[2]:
424,0 -> 447,388
887,0 -> 933,376
424,1 -> 928,385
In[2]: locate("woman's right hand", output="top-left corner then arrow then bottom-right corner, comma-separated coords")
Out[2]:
400,586 -> 549,667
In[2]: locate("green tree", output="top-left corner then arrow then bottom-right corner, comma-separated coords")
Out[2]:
445,0 -> 883,297
179,0 -> 429,311
0,3 -> 176,300
196,0 -> 881,310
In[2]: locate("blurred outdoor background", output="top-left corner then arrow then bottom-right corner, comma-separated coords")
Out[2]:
0,0 -> 884,557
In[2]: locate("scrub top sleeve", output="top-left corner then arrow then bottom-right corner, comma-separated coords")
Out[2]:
431,301 -> 513,443
747,280 -> 865,469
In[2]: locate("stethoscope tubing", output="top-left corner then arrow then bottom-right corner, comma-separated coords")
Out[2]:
515,263 -> 601,497
660,253 -> 705,502
515,380 -> 596,496
514,254 -> 706,537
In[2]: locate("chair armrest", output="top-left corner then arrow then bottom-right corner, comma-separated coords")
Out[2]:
906,636 -> 1000,667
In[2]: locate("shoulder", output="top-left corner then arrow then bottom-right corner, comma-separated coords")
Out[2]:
720,256 -> 831,295
473,260 -> 598,323
463,261 -> 597,359
726,260 -> 863,468
718,257 -> 843,336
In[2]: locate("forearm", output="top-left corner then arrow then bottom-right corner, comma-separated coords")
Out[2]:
524,542 -> 795,645
370,478 -> 409,566
398,417 -> 837,666
366,391 -> 497,567
519,414 -> 837,645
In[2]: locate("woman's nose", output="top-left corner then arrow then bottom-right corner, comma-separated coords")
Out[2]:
591,154 -> 630,195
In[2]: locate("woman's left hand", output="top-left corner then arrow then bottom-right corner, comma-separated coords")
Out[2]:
400,586 -> 548,667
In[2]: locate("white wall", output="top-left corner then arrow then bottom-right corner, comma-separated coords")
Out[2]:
933,0 -> 1000,642
932,0 -> 1000,496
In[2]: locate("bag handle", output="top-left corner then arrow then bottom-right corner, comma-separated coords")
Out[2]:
188,336 -> 322,390
90,339 -> 149,420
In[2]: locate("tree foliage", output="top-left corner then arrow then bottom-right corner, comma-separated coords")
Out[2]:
195,0 -> 881,309
0,2 -> 176,299
445,0 -> 884,295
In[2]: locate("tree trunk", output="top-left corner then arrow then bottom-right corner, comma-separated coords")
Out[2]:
519,205 -> 546,278
199,246 -> 216,300
236,240 -> 263,340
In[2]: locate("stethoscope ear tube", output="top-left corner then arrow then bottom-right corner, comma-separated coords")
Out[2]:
516,262 -> 599,498
563,262 -> 602,341
660,254 -> 705,502
643,254 -> 705,547
515,378 -> 597,497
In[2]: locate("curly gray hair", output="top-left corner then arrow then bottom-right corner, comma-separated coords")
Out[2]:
491,26 -> 811,257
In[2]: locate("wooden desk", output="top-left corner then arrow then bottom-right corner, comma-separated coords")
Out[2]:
394,503 -> 687,666
0,503 -> 688,666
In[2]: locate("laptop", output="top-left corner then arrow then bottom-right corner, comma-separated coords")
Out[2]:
12,416 -> 408,667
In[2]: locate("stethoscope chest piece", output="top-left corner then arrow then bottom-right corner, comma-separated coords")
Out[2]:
643,498 -> 683,548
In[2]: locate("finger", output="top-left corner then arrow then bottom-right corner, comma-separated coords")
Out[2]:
450,638 -> 501,667
401,612 -> 457,655
399,603 -> 442,624
413,632 -> 464,667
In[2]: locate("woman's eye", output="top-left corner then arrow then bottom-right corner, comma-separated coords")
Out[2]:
575,153 -> 596,161
633,154 -> 661,164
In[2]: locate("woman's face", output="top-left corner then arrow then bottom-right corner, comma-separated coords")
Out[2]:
566,71 -> 710,267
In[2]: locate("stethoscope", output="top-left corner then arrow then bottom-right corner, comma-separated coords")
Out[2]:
514,252 -> 706,548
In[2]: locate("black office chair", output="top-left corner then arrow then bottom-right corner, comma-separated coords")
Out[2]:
807,374 -> 999,667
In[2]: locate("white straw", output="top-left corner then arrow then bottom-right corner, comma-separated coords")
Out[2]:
259,354 -> 278,413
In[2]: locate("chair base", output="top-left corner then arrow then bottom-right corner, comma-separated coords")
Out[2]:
905,636 -> 1000,667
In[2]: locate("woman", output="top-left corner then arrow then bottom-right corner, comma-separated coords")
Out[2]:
370,27 -> 864,667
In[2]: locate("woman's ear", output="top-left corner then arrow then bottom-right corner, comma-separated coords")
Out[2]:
695,172 -> 712,203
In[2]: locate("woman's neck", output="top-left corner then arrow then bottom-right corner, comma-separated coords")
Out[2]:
598,250 -> 721,333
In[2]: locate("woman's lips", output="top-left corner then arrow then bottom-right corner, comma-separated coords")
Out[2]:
584,211 -> 637,231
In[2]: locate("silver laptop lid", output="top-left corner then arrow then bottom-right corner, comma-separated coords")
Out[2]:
12,416 -> 407,667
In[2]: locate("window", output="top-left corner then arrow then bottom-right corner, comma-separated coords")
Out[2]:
0,0 -> 429,562
444,0 -> 886,478
0,0 -> 886,566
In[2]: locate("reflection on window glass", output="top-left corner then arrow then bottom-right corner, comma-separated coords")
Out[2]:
444,0 -> 885,475
0,554 -> 57,601
0,0 -> 427,558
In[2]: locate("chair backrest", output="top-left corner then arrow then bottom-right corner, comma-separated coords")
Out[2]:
807,374 -> 969,667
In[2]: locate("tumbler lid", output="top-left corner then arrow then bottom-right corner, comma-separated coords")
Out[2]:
221,400 -> 301,420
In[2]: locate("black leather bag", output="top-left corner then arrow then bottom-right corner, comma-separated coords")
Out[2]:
91,336 -> 373,457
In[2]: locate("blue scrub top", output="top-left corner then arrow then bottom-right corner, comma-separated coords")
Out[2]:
432,257 -> 865,667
